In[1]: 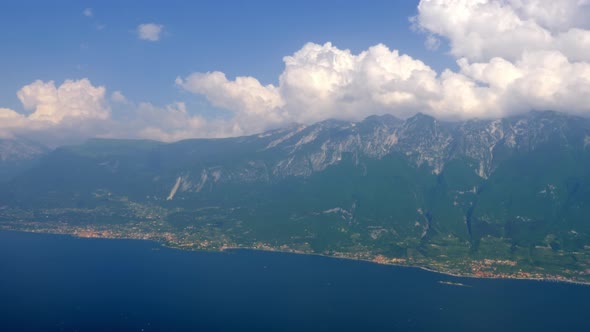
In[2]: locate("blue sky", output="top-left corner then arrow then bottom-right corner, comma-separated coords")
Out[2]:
1,0 -> 589,144
0,0 -> 453,110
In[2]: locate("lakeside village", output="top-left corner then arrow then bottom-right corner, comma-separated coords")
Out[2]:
2,220 -> 588,285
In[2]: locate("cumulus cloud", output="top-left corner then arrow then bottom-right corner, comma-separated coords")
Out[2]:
16,79 -> 110,123
132,102 -> 243,141
3,0 -> 590,144
137,23 -> 163,41
0,79 -> 111,144
175,0 -> 590,127
280,42 -> 440,121
415,0 -> 590,62
111,91 -> 128,104
424,34 -> 441,51
175,42 -> 442,130
175,40 -> 590,123
176,71 -> 286,133
0,108 -> 27,138
83,8 -> 93,17
0,79 -> 239,144
413,0 -> 590,118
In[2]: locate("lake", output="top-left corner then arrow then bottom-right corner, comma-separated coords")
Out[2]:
0,230 -> 588,331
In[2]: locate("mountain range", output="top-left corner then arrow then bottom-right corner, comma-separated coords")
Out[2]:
0,138 -> 49,183
2,110 -> 590,282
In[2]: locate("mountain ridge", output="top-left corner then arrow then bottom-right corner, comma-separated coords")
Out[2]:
0,137 -> 50,182
2,110 -> 590,283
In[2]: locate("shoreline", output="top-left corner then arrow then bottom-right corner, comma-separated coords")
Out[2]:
218,246 -> 590,287
2,227 -> 589,287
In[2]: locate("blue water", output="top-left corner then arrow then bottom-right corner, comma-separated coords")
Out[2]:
0,230 -> 588,331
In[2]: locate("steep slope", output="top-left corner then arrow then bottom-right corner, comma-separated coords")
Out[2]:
0,138 -> 49,182
2,111 -> 590,282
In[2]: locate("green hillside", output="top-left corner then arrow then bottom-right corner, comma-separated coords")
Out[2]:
2,111 -> 590,282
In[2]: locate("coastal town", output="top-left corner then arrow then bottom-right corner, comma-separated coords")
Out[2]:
2,219 -> 588,285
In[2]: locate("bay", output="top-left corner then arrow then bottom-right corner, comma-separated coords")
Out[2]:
0,230 -> 588,331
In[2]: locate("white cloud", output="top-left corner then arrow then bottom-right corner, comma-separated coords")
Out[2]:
415,0 -> 590,62
17,79 -> 110,123
0,79 -> 111,144
412,0 -> 590,118
424,34 -> 441,51
137,23 -> 163,42
175,42 -> 441,130
83,8 -> 93,17
279,42 -> 439,122
133,102 -> 240,141
175,0 -> 590,128
111,91 -> 128,104
176,71 -> 286,133
0,108 -> 27,138
0,79 -> 242,144
3,1 -> 590,144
